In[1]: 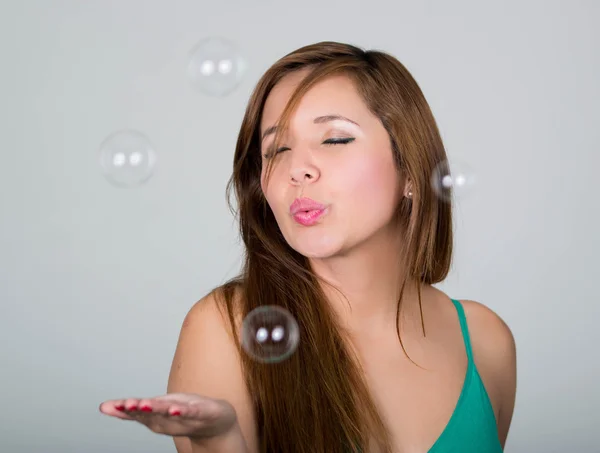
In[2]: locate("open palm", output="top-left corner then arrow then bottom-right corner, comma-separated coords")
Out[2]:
99,392 -> 237,438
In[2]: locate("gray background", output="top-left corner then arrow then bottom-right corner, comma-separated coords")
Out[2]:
1,1 -> 598,452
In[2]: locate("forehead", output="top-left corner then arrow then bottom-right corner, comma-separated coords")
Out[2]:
260,70 -> 366,130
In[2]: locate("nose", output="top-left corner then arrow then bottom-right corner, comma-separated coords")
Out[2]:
289,156 -> 320,186
289,164 -> 319,186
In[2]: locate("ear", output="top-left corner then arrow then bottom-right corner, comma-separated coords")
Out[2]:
403,178 -> 413,199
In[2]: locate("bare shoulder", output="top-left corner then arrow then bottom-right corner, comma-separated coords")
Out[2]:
459,299 -> 517,448
167,287 -> 258,453
459,299 -> 515,357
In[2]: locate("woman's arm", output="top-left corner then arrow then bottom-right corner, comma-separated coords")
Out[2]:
190,422 -> 249,453
167,291 -> 259,453
461,300 -> 517,449
494,322 -> 517,448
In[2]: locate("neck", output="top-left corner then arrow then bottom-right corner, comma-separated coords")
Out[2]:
309,228 -> 423,336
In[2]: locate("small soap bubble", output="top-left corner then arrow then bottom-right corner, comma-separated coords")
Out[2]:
187,37 -> 246,97
241,306 -> 299,364
431,159 -> 476,203
98,130 -> 156,187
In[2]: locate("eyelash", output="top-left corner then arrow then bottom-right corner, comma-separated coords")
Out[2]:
263,137 -> 355,159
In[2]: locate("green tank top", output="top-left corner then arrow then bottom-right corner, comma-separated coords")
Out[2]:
352,299 -> 502,453
427,299 -> 502,453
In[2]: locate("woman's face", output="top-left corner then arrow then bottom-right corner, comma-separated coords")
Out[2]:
260,70 -> 405,259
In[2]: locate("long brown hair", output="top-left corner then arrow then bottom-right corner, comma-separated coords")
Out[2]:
212,41 -> 453,453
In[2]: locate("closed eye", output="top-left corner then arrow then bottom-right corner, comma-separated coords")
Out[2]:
262,137 -> 355,159
323,137 -> 355,146
262,146 -> 290,159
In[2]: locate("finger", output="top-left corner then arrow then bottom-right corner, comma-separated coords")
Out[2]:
136,398 -> 156,414
140,398 -> 185,417
127,400 -> 184,434
128,398 -> 155,426
122,400 -> 161,426
166,401 -> 208,419
99,401 -> 135,420
123,398 -> 141,412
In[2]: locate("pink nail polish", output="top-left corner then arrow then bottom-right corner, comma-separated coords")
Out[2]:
115,405 -> 125,411
170,410 -> 181,416
127,406 -> 138,411
140,406 -> 152,412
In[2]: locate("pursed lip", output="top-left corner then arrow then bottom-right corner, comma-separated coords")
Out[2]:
289,197 -> 327,215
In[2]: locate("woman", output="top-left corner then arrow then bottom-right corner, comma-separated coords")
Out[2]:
100,41 -> 517,453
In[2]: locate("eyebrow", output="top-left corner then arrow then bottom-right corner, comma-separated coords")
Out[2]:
261,115 -> 359,142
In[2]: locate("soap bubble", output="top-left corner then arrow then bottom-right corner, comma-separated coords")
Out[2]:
187,37 -> 246,97
241,306 -> 299,364
431,159 -> 476,203
98,130 -> 157,187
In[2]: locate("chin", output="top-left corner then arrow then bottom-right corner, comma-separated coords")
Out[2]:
296,248 -> 338,259
287,233 -> 343,259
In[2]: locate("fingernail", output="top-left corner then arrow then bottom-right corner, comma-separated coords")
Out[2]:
140,406 -> 152,412
127,406 -> 138,411
170,410 -> 181,416
115,405 -> 125,411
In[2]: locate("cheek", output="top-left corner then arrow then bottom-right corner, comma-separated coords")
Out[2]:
261,166 -> 288,215
336,155 -> 400,210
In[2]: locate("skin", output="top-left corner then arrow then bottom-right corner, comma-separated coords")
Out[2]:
99,70 -> 517,453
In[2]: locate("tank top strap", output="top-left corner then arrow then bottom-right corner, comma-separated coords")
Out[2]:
450,299 -> 474,363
